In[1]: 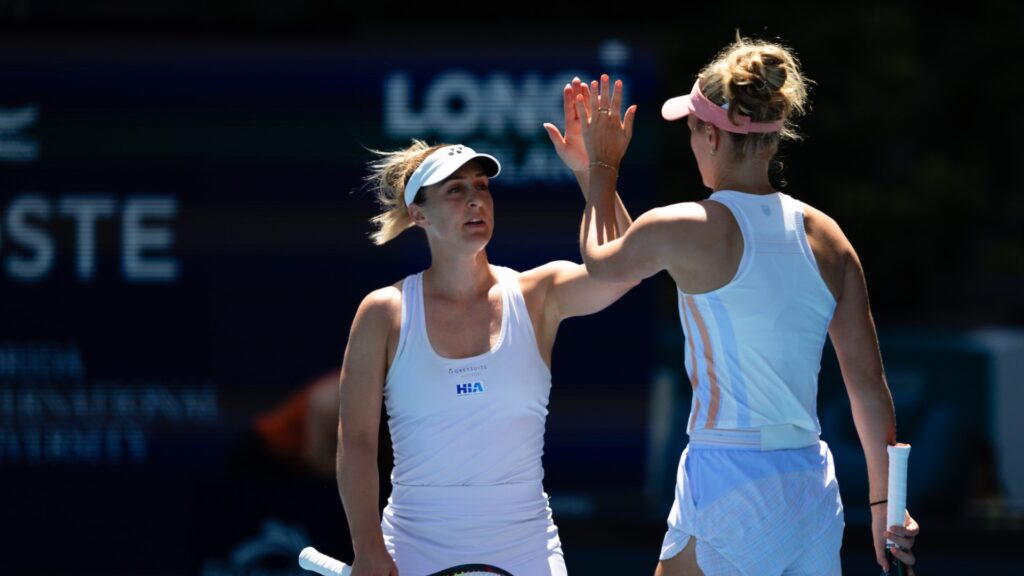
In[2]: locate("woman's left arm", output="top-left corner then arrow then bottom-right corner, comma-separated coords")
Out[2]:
525,260 -> 635,324
529,76 -> 640,321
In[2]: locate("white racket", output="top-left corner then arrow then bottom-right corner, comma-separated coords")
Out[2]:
299,547 -> 352,576
298,546 -> 513,576
884,444 -> 911,576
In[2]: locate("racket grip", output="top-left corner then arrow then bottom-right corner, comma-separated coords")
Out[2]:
885,444 -> 911,547
298,546 -> 353,576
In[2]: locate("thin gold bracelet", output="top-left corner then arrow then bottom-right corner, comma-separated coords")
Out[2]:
590,161 -> 618,175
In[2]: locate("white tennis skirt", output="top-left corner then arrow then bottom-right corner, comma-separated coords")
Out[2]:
382,482 -> 566,575
660,433 -> 845,575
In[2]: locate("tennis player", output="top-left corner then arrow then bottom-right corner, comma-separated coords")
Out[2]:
336,80 -> 637,576
573,37 -> 919,575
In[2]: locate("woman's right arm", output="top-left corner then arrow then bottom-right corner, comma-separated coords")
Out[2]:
572,74 -> 680,283
337,288 -> 400,576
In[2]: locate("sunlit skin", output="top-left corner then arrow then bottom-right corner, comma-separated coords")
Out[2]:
686,114 -> 774,195
336,79 -> 642,576
573,74 -> 919,576
410,160 -> 495,258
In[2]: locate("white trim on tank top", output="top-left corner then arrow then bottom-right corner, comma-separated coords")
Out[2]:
680,190 -> 835,304
385,265 -> 552,384
418,266 -> 511,363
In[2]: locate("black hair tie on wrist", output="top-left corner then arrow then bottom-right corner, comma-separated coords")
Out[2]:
870,499 -> 888,507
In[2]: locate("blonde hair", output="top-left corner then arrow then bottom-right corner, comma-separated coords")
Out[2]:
696,34 -> 811,161
363,139 -> 449,245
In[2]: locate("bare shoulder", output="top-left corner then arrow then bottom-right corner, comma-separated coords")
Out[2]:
354,281 -> 404,328
518,260 -> 578,292
799,201 -> 858,299
659,200 -> 727,233
632,202 -> 713,247
640,200 -> 734,261
647,201 -> 708,224
698,197 -> 734,220
800,202 -> 850,252
364,281 -> 403,310
696,198 -> 742,239
516,262 -> 583,312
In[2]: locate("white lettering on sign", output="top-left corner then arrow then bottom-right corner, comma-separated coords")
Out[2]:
0,194 -> 179,283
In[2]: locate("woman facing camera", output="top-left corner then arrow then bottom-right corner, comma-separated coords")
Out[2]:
336,79 -> 638,576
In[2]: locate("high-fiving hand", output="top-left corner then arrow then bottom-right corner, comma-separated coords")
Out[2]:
543,77 -> 591,174
574,74 -> 637,172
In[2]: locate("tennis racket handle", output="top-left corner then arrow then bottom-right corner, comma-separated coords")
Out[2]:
298,546 -> 353,576
885,548 -> 905,576
885,444 -> 911,548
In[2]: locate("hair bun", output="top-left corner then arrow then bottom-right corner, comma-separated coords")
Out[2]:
699,36 -> 809,142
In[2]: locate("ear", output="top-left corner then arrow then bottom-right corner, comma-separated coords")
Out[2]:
706,124 -> 721,154
408,203 -> 429,229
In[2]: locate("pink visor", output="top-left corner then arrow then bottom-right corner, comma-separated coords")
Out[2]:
661,80 -> 784,134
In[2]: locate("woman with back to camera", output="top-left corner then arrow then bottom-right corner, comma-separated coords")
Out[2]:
336,78 -> 638,576
573,37 -> 919,575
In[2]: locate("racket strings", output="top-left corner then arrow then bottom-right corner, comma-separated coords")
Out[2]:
429,565 -> 513,576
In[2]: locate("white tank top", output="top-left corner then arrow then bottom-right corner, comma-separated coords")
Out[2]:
679,190 -> 837,450
384,265 -> 552,486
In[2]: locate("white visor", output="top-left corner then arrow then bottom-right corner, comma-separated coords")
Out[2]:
404,145 -> 500,206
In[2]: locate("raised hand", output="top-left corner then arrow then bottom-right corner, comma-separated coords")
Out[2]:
574,74 -> 637,170
544,77 -> 591,174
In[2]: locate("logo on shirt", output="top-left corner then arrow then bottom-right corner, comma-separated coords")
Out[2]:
761,204 -> 772,216
449,364 -> 488,375
456,382 -> 485,396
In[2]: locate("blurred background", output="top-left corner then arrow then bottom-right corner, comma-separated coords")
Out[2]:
2,1 -> 1022,574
